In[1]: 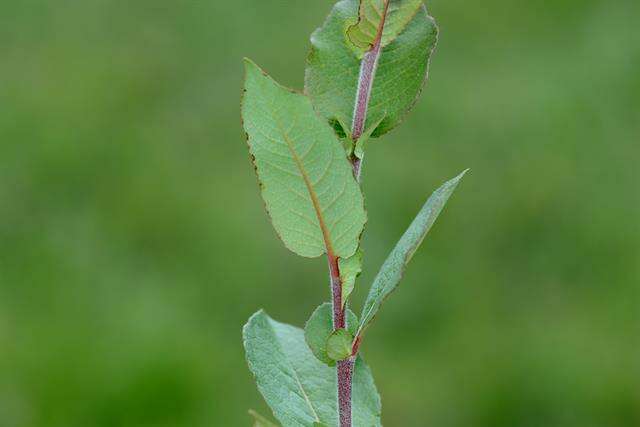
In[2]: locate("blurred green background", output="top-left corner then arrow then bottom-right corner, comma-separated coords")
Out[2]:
1,0 -> 639,426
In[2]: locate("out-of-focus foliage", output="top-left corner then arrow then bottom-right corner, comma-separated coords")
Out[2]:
0,0 -> 638,426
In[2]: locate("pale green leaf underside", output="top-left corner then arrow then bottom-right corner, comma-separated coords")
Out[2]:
305,0 -> 437,137
339,250 -> 363,308
347,0 -> 423,51
305,303 -> 358,366
357,170 -> 467,336
242,59 -> 366,258
243,310 -> 382,427
250,409 -> 280,427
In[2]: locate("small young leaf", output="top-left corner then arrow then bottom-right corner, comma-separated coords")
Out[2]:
326,329 -> 354,361
347,0 -> 423,52
357,170 -> 467,336
305,303 -> 358,366
339,250 -> 363,308
305,0 -> 438,138
243,310 -> 382,426
249,409 -> 279,427
242,59 -> 367,259
352,113 -> 385,160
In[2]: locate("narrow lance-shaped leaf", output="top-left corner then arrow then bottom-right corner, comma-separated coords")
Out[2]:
242,58 -> 366,259
356,170 -> 467,337
305,0 -> 438,138
243,310 -> 382,427
347,0 -> 423,53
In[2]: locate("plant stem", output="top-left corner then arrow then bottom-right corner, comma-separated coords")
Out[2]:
328,254 -> 344,329
351,41 -> 382,143
336,44 -> 382,426
337,357 -> 355,427
350,0 -> 389,180
336,5 -> 389,425
328,254 -> 351,426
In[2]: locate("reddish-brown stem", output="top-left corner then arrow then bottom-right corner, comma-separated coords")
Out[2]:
328,254 -> 351,426
337,4 -> 389,425
349,0 -> 389,182
328,254 -> 345,329
351,156 -> 363,182
337,358 -> 355,427
351,40 -> 383,143
351,334 -> 363,356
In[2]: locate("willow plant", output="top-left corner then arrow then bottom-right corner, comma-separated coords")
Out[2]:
241,1 -> 466,426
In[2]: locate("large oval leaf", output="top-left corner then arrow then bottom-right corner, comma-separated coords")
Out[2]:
243,310 -> 382,427
305,0 -> 438,138
242,59 -> 367,258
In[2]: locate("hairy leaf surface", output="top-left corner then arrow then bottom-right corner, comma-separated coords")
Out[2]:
242,59 -> 366,258
305,0 -> 437,138
305,303 -> 358,366
357,170 -> 467,336
243,310 -> 382,427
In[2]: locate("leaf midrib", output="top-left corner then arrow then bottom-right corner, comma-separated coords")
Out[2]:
290,363 -> 321,423
264,316 -> 322,423
278,122 -> 336,258
373,0 -> 390,45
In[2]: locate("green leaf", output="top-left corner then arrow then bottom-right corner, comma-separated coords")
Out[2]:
305,0 -> 438,138
305,303 -> 358,366
353,114 -> 386,159
357,170 -> 467,336
249,409 -> 280,427
243,310 -> 382,427
339,250 -> 363,308
242,58 -> 367,259
326,329 -> 354,361
347,0 -> 423,52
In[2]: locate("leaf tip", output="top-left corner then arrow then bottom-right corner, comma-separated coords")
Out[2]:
243,57 -> 264,79
243,58 -> 277,89
443,169 -> 469,190
244,309 -> 268,332
242,56 -> 256,68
